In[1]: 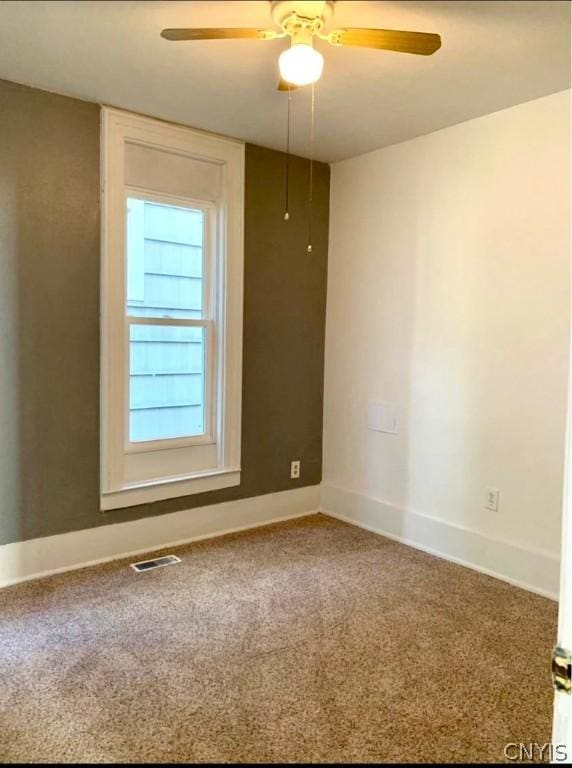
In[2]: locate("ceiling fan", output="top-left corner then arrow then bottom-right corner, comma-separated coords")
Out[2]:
161,0 -> 442,90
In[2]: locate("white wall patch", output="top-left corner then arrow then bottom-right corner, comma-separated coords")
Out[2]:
367,401 -> 398,434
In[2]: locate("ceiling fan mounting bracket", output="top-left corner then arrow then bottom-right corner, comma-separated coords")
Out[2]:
322,29 -> 343,46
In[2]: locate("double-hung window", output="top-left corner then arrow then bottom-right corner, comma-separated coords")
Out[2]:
101,109 -> 244,510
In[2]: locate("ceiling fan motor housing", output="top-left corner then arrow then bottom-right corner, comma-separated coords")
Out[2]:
271,1 -> 335,35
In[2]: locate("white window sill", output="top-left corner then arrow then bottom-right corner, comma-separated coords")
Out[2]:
100,469 -> 240,511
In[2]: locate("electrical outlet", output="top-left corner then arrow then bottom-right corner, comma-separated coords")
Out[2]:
485,488 -> 499,512
290,460 -> 300,479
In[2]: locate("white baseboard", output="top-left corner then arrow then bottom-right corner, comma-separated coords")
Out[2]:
3,482 -> 559,600
0,485 -> 320,588
320,482 -> 560,601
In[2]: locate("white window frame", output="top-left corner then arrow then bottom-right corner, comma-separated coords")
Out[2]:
123,190 -> 216,453
100,108 -> 244,510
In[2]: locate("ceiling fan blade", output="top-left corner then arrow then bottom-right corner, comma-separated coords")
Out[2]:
277,78 -> 299,92
328,28 -> 441,55
161,27 -> 272,42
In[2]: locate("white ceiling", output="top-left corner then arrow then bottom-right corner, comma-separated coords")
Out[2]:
0,0 -> 569,162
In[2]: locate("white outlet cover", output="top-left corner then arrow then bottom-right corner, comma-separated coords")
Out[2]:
485,488 -> 500,512
368,401 -> 398,434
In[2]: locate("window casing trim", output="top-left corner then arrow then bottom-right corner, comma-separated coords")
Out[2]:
100,108 -> 244,510
100,469 -> 241,511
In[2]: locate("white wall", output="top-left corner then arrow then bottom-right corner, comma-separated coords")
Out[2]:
322,91 -> 571,597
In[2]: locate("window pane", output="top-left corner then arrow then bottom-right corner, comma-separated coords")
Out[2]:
129,324 -> 205,442
126,198 -> 204,319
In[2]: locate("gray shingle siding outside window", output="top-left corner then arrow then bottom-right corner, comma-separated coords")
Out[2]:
126,200 -> 205,442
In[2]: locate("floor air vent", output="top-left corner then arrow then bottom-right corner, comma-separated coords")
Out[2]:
131,555 -> 181,573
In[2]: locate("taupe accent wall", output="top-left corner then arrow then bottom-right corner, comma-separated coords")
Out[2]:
0,78 -> 329,546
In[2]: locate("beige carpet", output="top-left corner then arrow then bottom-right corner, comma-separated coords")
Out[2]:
0,513 -> 556,763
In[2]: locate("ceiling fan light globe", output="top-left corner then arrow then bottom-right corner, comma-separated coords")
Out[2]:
278,44 -> 324,86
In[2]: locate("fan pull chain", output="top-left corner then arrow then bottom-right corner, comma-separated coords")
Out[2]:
307,82 -> 315,254
284,84 -> 292,221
